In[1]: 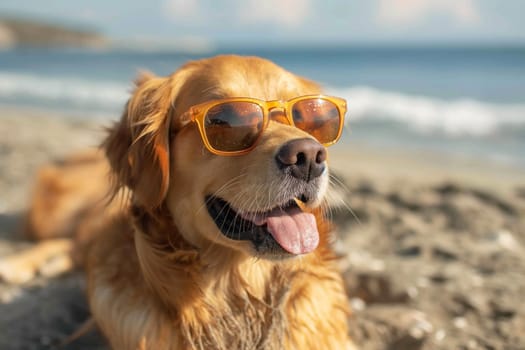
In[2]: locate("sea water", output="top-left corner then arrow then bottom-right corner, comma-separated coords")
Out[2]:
1,46 -> 524,166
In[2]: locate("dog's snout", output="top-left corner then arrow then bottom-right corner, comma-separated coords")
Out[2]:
275,138 -> 326,182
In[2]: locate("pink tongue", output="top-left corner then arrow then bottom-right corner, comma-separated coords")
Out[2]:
265,206 -> 319,255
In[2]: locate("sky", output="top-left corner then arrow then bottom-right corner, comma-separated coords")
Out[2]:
1,0 -> 524,47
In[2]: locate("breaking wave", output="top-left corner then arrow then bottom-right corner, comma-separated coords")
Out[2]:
0,71 -> 129,111
328,86 -> 525,137
1,71 -> 524,139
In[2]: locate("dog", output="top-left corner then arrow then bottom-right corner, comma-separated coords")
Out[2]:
0,55 -> 355,349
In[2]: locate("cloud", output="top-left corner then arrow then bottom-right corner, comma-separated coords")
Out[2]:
163,0 -> 201,22
237,0 -> 311,27
377,0 -> 481,26
162,0 -> 311,28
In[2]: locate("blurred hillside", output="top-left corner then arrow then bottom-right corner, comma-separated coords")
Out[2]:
0,17 -> 108,49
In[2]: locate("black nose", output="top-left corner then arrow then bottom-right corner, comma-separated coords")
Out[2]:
275,138 -> 327,182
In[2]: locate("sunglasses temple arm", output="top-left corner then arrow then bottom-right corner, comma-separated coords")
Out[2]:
175,110 -> 195,129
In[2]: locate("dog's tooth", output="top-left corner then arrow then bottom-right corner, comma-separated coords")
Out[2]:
293,198 -> 307,211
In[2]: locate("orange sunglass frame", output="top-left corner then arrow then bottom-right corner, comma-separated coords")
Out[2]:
180,95 -> 347,156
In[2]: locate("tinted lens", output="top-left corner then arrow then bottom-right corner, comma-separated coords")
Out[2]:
291,98 -> 341,144
204,102 -> 264,152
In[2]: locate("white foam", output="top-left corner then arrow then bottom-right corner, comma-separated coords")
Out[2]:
327,86 -> 525,137
0,71 -> 129,109
1,71 -> 524,138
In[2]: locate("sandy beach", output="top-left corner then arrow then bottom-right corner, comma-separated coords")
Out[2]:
1,107 -> 524,350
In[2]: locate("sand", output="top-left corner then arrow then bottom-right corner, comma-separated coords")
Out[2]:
0,107 -> 524,350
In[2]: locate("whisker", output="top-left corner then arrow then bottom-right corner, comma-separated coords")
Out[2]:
195,173 -> 248,215
327,174 -> 362,226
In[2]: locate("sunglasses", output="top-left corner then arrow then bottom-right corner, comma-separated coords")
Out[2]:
180,95 -> 347,156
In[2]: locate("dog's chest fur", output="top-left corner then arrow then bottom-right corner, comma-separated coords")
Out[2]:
87,212 -> 350,350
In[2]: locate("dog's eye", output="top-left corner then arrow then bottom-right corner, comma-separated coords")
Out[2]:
292,109 -> 304,123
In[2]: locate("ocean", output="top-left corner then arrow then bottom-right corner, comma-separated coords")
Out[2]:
1,46 -> 524,166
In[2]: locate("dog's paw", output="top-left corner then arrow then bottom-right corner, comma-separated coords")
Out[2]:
0,239 -> 74,285
38,254 -> 73,278
0,255 -> 36,284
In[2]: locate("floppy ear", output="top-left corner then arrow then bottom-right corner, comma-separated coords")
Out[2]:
103,71 -> 183,209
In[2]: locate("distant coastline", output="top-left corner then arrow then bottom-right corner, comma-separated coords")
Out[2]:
0,16 -> 108,49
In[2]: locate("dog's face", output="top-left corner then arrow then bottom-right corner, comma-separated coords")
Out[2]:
106,55 -> 333,260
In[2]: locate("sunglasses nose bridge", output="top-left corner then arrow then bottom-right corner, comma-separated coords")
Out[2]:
269,108 -> 291,125
268,102 -> 292,125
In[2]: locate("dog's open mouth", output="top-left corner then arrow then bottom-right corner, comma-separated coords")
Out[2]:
205,196 -> 319,256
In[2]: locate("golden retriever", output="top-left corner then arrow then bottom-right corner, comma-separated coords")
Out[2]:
0,55 -> 355,349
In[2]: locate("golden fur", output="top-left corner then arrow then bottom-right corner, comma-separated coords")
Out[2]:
5,55 -> 354,349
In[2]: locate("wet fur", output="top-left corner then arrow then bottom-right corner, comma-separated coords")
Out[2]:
23,55 -> 354,349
